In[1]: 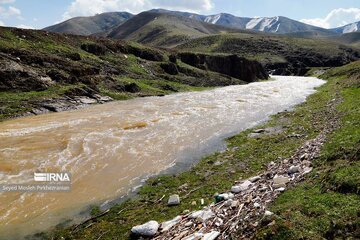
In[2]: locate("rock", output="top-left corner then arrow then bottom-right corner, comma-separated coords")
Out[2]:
191,201 -> 197,206
224,199 -> 233,207
131,220 -> 159,237
303,167 -> 313,174
189,209 -> 214,222
185,221 -> 193,227
273,176 -> 290,185
124,83 -> 141,93
168,194 -> 180,206
93,94 -> 113,102
200,199 -> 204,205
231,180 -> 252,193
249,176 -> 261,183
275,187 -> 286,192
253,129 -> 266,133
273,183 -> 286,189
254,202 -> 261,208
288,165 -> 300,174
78,97 -> 97,104
160,62 -> 179,75
203,231 -> 220,240
300,153 -> 309,160
302,160 -> 312,167
264,210 -> 273,216
161,216 -> 182,232
231,200 -> 239,208
80,43 -> 107,56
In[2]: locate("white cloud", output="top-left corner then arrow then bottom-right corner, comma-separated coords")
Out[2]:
0,20 -> 4,26
16,24 -> 34,29
62,0 -> 214,20
301,8 -> 360,29
0,5 -> 21,19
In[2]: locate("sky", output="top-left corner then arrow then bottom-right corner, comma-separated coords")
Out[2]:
0,0 -> 359,29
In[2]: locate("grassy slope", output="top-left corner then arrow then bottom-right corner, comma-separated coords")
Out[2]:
42,62 -> 359,239
107,12 -> 241,47
176,33 -> 359,65
255,61 -> 360,239
0,27 -> 239,121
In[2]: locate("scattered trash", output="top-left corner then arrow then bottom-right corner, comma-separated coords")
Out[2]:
131,220 -> 159,237
168,194 -> 180,206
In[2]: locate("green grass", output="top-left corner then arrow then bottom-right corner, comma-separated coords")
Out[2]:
255,61 -> 360,240
0,85 -> 82,121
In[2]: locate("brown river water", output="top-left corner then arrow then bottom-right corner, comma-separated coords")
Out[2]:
0,76 -> 325,239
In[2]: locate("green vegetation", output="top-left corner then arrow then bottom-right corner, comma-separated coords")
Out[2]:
45,59 -> 359,239
255,61 -> 360,239
0,85 -> 81,121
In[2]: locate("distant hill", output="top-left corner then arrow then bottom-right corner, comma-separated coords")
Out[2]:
329,32 -> 360,48
44,12 -> 133,35
107,12 -> 242,47
176,32 -> 360,75
331,21 -> 360,34
149,9 -> 335,35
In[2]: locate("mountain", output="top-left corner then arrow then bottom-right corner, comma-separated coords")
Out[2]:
44,12 -> 133,35
107,12 -> 242,47
332,21 -> 360,34
149,9 -> 334,35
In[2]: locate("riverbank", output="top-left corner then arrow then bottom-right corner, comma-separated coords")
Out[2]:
41,62 -> 360,240
37,62 -> 358,240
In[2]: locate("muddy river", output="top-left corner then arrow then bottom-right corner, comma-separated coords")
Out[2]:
0,76 -> 325,239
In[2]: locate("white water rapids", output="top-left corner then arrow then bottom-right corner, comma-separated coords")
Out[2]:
0,76 -> 325,239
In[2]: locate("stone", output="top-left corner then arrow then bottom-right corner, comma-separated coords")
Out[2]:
168,194 -> 180,206
189,209 -> 214,222
275,187 -> 286,192
191,201 -> 197,206
253,129 -> 266,133
264,210 -> 273,216
273,183 -> 286,189
249,176 -> 261,182
231,180 -> 252,193
78,97 -> 97,104
131,220 -> 159,237
302,160 -> 312,167
254,202 -> 261,208
303,167 -> 313,174
273,176 -> 290,185
300,153 -> 309,160
203,231 -> 220,240
231,200 -> 239,208
161,216 -> 182,232
185,221 -> 193,227
224,199 -> 233,207
288,165 -> 300,174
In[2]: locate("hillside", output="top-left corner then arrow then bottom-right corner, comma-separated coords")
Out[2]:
332,21 -> 360,34
176,33 -> 360,75
149,9 -> 336,35
44,12 -> 133,35
106,12 -> 242,47
0,26 -> 268,121
330,32 -> 360,48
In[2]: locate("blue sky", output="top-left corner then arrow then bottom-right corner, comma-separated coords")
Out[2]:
0,0 -> 359,29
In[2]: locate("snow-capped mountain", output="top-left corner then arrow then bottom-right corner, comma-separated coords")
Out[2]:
332,21 -> 360,34
148,10 -> 333,35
